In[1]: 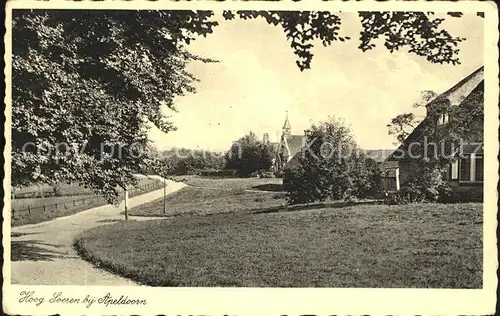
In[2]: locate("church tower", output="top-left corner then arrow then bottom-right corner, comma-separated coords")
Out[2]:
282,111 -> 291,136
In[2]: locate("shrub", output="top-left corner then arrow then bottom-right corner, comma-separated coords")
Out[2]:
389,159 -> 454,205
283,167 -> 323,204
199,169 -> 236,177
226,132 -> 273,177
283,117 -> 377,205
260,171 -> 276,178
250,171 -> 260,178
274,169 -> 284,178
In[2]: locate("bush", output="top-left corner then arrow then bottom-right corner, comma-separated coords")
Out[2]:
260,171 -> 276,178
226,132 -> 273,177
388,160 -> 454,205
250,171 -> 260,178
274,169 -> 284,178
199,169 -> 236,177
283,167 -> 323,204
283,117 -> 377,205
387,183 -> 481,205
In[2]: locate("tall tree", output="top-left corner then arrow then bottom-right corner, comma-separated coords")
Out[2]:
387,90 -> 439,144
12,10 -> 217,202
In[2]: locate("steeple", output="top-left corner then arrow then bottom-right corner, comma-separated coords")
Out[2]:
282,111 -> 291,136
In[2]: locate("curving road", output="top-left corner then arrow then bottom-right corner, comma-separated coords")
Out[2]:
9,178 -> 185,285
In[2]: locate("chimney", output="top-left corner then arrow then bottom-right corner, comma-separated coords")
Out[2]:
263,133 -> 269,145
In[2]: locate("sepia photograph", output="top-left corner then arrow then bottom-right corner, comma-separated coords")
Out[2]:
3,1 -> 498,315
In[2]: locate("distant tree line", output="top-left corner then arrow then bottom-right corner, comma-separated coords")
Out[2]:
152,131 -> 273,178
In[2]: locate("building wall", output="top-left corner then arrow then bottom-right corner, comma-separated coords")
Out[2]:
398,160 -> 483,202
397,160 -> 413,187
379,177 -> 397,191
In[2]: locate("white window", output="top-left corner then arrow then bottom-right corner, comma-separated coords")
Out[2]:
438,113 -> 449,125
451,160 -> 459,180
458,153 -> 483,183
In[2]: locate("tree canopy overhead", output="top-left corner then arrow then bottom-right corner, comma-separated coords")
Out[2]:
11,9 -> 480,202
223,11 -> 480,70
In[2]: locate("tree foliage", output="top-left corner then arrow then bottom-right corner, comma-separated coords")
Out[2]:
223,11 -> 477,70
387,90 -> 439,144
225,132 -> 273,177
153,148 -> 226,177
283,118 -> 377,204
12,10 -> 218,202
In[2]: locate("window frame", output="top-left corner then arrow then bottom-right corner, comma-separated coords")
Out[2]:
437,112 -> 449,125
458,153 -> 483,184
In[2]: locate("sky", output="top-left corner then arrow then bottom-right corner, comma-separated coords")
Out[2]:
149,12 -> 484,152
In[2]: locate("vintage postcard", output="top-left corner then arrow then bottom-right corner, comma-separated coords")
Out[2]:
3,0 -> 498,315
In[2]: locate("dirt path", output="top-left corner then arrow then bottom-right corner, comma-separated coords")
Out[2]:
9,178 -> 186,285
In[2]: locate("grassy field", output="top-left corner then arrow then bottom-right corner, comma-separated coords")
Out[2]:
75,202 -> 482,288
129,186 -> 286,217
170,175 -> 283,191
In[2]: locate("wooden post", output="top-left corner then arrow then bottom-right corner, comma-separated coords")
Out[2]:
385,169 -> 388,192
163,177 -> 167,215
395,167 -> 400,191
124,188 -> 129,220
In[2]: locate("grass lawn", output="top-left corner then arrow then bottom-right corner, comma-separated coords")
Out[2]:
129,186 -> 286,217
170,175 -> 283,191
75,202 -> 482,288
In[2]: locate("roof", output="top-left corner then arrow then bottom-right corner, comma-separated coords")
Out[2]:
437,66 -> 484,106
388,66 -> 484,161
282,113 -> 291,130
363,149 -> 399,177
283,151 -> 302,170
269,142 -> 280,153
363,149 -> 395,163
284,135 -> 306,158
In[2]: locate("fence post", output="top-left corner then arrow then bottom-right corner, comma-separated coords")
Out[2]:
28,206 -> 31,215
124,188 -> 129,221
43,205 -> 46,212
